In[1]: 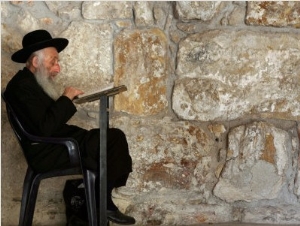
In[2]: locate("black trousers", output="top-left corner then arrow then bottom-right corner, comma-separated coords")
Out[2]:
80,128 -> 132,187
27,128 -> 132,188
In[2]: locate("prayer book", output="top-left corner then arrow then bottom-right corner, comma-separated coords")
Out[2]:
73,83 -> 127,104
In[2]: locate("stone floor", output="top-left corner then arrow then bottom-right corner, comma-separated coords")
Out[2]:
192,224 -> 300,226
26,222 -> 300,226
34,223 -> 300,226
111,223 -> 300,226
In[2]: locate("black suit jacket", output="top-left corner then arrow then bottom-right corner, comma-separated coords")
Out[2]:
4,67 -> 88,171
5,67 -> 85,136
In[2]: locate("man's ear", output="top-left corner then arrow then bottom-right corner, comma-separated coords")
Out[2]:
32,56 -> 39,68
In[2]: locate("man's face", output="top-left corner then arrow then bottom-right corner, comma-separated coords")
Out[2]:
34,47 -> 61,100
39,47 -> 61,79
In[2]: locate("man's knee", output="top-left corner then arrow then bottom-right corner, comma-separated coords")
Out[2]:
109,128 -> 126,138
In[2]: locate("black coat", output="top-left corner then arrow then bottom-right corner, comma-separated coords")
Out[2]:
4,67 -> 132,186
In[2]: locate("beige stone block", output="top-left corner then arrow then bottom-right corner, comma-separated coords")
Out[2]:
82,1 -> 132,20
246,1 -> 300,28
175,1 -> 222,21
134,1 -> 154,27
111,116 -> 217,191
242,205 -> 300,224
175,30 -> 300,121
114,28 -> 169,115
213,121 -> 291,202
58,21 -> 114,93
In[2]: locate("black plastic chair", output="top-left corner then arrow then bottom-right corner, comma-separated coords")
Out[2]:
2,92 -> 100,226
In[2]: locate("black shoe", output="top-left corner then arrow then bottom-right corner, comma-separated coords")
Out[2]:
107,209 -> 136,225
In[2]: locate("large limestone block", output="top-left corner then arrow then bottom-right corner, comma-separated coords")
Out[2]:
134,1 -> 154,27
126,197 -> 232,225
175,1 -> 223,21
242,205 -> 300,224
111,116 -> 216,191
46,1 -> 82,21
57,21 -> 114,93
1,1 -> 68,34
174,30 -> 300,121
246,1 -> 300,28
82,1 -> 132,20
1,2 -> 42,43
114,28 -> 169,116
213,122 -> 292,203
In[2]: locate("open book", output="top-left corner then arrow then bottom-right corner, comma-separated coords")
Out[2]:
73,83 -> 127,104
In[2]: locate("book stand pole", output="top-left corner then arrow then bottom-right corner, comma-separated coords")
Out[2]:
74,85 -> 127,226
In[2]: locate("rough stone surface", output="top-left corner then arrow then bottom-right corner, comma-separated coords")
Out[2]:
111,116 -> 226,225
134,1 -> 154,27
114,28 -> 169,116
82,1 -> 133,20
174,1 -> 223,21
46,1 -> 82,21
246,1 -> 300,28
57,21 -> 114,93
242,205 -> 300,224
213,122 -> 291,203
1,1 -> 300,225
111,116 -> 217,191
174,30 -> 300,121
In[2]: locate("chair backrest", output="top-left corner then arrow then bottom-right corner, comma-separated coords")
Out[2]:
2,92 -> 34,151
1,91 -> 81,167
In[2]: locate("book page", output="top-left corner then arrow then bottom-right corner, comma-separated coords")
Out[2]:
77,82 -> 114,98
73,84 -> 127,104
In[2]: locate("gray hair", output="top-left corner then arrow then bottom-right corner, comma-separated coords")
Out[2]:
26,49 -> 45,67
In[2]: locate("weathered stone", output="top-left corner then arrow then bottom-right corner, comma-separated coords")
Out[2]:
174,30 -> 300,121
111,116 -> 217,191
115,20 -> 133,29
114,28 -> 169,115
11,7 -> 41,34
246,1 -> 300,28
46,1 -> 81,21
123,194 -> 232,225
134,1 -> 154,27
213,121 -> 291,202
2,1 -> 300,225
175,1 -> 222,21
110,115 -> 225,224
82,1 -> 133,20
227,2 -> 247,26
242,205 -> 300,224
153,3 -> 169,29
208,123 -> 226,138
57,21 -> 114,93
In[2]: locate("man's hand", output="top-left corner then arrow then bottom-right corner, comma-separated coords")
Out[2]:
63,87 -> 84,100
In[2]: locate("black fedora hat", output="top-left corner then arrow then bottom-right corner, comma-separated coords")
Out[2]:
11,29 -> 69,63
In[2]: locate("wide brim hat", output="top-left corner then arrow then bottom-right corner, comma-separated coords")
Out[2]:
11,29 -> 69,63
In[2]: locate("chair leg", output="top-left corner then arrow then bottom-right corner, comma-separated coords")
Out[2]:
24,175 -> 41,226
83,170 -> 98,226
19,168 -> 35,226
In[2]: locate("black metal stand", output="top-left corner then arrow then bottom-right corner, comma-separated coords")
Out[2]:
74,85 -> 127,226
99,95 -> 108,226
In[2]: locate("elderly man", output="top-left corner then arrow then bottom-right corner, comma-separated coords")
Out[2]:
4,29 -> 135,225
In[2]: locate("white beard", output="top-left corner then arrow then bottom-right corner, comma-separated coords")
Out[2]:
34,66 -> 60,100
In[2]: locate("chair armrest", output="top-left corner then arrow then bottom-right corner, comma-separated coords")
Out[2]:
25,134 -> 81,166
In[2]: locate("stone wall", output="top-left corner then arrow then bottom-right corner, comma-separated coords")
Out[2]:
1,1 -> 300,225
